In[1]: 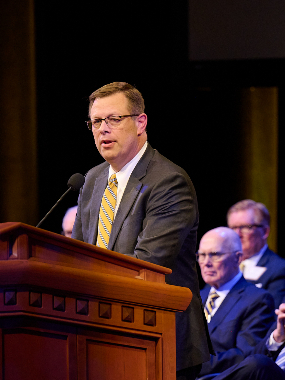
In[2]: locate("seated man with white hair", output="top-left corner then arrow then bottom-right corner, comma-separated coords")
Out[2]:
197,227 -> 275,378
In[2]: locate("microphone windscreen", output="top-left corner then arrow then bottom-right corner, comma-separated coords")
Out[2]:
67,173 -> 85,191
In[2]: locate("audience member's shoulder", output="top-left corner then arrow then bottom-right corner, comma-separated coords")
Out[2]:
267,248 -> 285,265
153,149 -> 187,174
234,280 -> 274,312
151,150 -> 195,191
243,280 -> 275,300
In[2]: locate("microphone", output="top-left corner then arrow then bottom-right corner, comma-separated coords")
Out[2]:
67,173 -> 85,191
36,173 -> 85,228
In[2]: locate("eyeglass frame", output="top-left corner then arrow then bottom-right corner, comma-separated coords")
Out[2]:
196,251 -> 239,263
229,224 -> 264,233
86,114 -> 140,130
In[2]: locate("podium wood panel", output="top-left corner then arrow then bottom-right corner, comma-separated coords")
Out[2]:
0,223 -> 192,380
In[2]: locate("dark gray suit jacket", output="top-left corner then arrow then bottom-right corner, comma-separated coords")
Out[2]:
72,144 -> 213,370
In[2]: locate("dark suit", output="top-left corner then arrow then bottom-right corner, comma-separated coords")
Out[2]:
207,354 -> 285,380
207,322 -> 285,380
72,144 -> 213,371
254,322 -> 284,358
244,247 -> 285,308
199,276 -> 275,377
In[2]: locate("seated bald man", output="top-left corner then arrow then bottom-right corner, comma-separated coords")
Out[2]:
62,205 -> 78,238
197,227 -> 275,378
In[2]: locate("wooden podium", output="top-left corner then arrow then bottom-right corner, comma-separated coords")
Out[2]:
0,222 -> 192,380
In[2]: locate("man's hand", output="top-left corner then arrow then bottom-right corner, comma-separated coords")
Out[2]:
273,303 -> 285,343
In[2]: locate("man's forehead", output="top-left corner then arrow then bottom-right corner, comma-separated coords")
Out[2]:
229,208 -> 255,221
91,93 -> 129,114
199,233 -> 224,252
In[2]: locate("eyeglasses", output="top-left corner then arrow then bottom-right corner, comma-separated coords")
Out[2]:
86,114 -> 139,130
196,251 -> 237,263
230,224 -> 264,234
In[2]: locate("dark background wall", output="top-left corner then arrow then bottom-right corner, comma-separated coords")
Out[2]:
189,0 -> 285,61
1,1 -> 285,258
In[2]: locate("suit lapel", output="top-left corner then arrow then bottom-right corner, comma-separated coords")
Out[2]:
89,167 -> 109,245
208,277 -> 246,334
256,247 -> 271,267
108,144 -> 155,250
108,176 -> 144,249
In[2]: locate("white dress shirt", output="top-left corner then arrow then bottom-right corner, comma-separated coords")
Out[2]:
241,244 -> 268,283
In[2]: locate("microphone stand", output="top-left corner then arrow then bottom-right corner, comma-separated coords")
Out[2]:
36,187 -> 72,228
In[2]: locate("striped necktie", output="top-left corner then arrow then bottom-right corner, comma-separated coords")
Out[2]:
96,174 -> 118,249
275,346 -> 285,369
204,292 -> 220,322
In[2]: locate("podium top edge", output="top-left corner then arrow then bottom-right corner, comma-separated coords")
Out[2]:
0,222 -> 172,275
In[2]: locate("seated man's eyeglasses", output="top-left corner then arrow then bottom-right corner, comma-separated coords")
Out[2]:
230,224 -> 264,234
196,251 -> 238,263
86,114 -> 139,130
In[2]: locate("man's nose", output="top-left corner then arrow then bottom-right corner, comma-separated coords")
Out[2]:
98,119 -> 111,132
203,255 -> 213,266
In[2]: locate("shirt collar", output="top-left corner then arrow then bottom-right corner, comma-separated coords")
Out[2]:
211,271 -> 243,294
108,141 -> 148,180
243,244 -> 268,266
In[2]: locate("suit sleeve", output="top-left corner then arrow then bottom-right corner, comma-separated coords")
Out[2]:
132,171 -> 198,269
252,323 -> 283,358
71,188 -> 84,241
199,291 -> 275,376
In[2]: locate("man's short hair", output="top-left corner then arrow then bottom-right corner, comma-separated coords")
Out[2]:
89,82 -> 145,117
227,199 -> 270,227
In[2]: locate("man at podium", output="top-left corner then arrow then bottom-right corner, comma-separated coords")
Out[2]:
72,82 -> 213,380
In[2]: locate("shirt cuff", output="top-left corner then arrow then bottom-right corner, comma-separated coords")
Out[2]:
267,331 -> 285,350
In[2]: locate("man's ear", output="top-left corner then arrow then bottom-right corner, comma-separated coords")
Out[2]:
136,113 -> 147,136
262,225 -> 270,240
236,251 -> 243,264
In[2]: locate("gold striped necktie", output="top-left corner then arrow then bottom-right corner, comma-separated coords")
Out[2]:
96,174 -> 118,249
204,292 -> 219,322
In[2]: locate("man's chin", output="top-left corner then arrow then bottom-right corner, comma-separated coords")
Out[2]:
241,251 -> 252,260
203,274 -> 217,284
101,150 -> 117,163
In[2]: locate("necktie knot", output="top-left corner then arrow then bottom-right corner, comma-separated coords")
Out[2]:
109,174 -> 118,186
